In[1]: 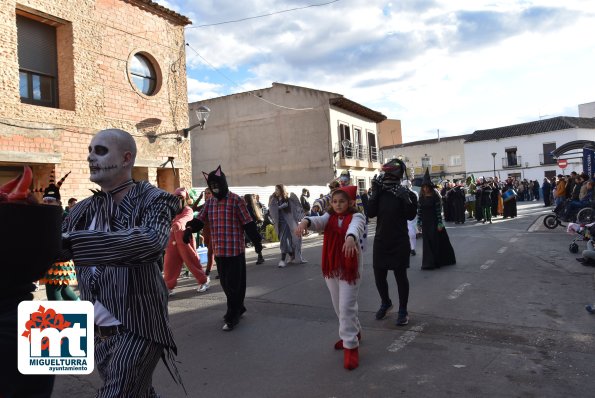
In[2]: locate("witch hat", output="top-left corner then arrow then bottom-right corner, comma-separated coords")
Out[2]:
421,168 -> 433,188
39,171 -> 71,201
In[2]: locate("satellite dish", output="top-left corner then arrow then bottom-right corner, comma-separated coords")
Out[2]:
341,139 -> 351,149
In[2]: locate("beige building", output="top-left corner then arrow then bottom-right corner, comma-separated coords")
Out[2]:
377,119 -> 403,149
0,0 -> 192,200
189,82 -> 386,199
381,134 -> 470,181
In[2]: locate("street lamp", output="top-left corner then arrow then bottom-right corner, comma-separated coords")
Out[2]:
183,105 -> 211,138
491,152 -> 497,178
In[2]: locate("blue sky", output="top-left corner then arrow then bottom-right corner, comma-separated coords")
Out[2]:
160,0 -> 595,142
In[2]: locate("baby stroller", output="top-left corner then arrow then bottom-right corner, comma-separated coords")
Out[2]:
566,222 -> 594,253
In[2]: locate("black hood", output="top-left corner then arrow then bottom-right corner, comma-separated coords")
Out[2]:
202,165 -> 229,200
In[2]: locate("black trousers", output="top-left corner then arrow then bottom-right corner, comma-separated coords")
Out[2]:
373,267 -> 409,310
0,290 -> 55,398
215,254 -> 247,324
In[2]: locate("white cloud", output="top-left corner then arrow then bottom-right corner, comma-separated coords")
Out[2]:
186,77 -> 224,102
159,0 -> 595,141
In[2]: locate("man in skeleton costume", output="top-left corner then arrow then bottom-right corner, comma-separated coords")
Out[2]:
368,159 -> 418,326
61,129 -> 182,397
184,166 -> 263,331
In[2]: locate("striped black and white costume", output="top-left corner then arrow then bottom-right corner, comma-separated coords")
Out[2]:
62,180 -> 180,397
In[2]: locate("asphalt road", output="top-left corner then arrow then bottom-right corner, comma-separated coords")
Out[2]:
49,202 -> 595,397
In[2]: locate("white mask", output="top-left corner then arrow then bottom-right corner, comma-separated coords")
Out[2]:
87,132 -> 127,187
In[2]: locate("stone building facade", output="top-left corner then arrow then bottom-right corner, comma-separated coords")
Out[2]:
0,0 -> 191,200
189,82 -> 385,201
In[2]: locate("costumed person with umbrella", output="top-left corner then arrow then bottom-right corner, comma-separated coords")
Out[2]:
367,159 -> 418,326
417,169 -> 456,269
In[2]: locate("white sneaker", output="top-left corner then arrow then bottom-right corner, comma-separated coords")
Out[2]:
197,276 -> 210,293
168,289 -> 175,296
299,258 -> 308,264
278,260 -> 286,268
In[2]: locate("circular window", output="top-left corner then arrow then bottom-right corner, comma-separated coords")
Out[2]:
129,53 -> 158,95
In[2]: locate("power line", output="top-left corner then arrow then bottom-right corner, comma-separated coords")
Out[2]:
186,0 -> 341,29
186,43 -> 314,111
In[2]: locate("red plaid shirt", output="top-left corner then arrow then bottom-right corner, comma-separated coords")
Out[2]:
197,192 -> 253,257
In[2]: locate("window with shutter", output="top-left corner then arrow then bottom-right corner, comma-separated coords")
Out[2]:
16,14 -> 58,108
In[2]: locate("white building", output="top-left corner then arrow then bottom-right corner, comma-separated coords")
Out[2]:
188,83 -> 385,200
579,101 -> 595,118
464,116 -> 595,181
381,134 -> 469,181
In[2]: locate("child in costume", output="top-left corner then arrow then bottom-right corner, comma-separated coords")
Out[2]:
164,187 -> 210,295
296,185 -> 366,370
38,171 -> 79,301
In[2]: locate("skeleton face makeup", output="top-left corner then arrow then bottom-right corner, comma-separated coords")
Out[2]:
87,130 -> 135,189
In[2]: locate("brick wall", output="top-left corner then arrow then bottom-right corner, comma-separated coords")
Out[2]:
0,0 -> 191,200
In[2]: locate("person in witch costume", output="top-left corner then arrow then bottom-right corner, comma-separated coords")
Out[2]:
417,168 -> 456,269
38,171 -> 79,301
367,159 -> 418,326
296,185 -> 366,370
184,166 -> 264,331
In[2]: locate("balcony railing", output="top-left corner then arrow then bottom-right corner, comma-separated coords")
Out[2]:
502,155 -> 522,168
335,142 -> 379,163
369,146 -> 378,163
539,153 -> 556,165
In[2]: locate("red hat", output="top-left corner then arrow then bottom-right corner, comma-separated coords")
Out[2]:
334,185 -> 357,201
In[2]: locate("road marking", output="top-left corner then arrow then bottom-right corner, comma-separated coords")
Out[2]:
448,283 -> 471,300
387,323 -> 427,353
509,237 -> 518,243
480,259 -> 496,270
497,246 -> 508,254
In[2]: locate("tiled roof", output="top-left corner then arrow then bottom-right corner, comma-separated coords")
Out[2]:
329,97 -> 387,123
465,116 -> 595,143
383,134 -> 470,150
129,0 -> 192,25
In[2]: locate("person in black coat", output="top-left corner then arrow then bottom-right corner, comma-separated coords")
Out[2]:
475,178 -> 484,222
368,159 -> 418,326
542,178 -> 552,207
490,181 -> 500,218
502,178 -> 518,218
533,179 -> 540,201
417,169 -> 456,269
450,182 -> 466,224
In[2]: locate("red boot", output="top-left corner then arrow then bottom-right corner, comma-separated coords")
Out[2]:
343,347 -> 359,370
334,332 -> 361,350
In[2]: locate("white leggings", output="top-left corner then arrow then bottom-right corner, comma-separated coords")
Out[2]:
325,263 -> 363,349
408,218 -> 417,251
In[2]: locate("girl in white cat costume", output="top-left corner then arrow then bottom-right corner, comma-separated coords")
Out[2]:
296,185 -> 366,370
